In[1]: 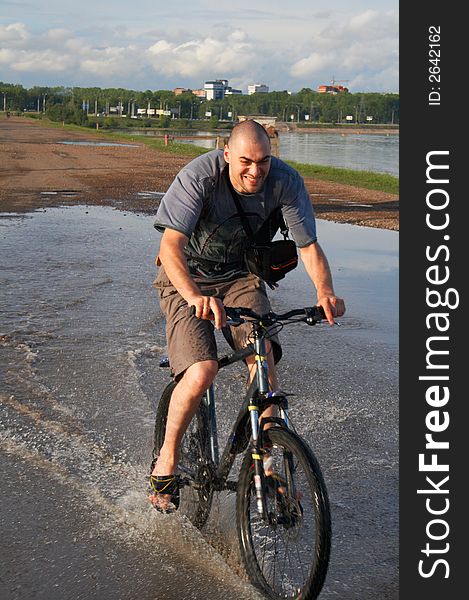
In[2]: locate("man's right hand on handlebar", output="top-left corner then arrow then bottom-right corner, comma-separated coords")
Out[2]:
189,295 -> 226,330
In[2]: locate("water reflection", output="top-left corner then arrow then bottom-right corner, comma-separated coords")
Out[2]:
279,132 -> 399,176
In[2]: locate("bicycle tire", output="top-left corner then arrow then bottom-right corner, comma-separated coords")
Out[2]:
153,381 -> 213,528
236,427 -> 331,600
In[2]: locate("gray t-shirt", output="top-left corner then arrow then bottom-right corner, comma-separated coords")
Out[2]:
154,149 -> 317,281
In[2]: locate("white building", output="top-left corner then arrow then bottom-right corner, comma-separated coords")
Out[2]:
247,84 -> 269,95
204,80 -> 226,100
204,79 -> 244,100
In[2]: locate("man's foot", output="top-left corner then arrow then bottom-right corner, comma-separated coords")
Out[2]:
263,450 -> 303,500
148,474 -> 180,513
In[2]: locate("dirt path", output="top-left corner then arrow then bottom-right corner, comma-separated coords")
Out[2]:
0,117 -> 398,230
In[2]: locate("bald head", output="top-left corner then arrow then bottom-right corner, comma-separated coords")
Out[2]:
224,120 -> 272,194
227,120 -> 271,150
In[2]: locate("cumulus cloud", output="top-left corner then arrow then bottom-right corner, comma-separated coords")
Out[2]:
0,23 -> 143,79
0,22 -> 29,43
289,9 -> 398,91
147,30 -> 255,78
291,52 -> 335,77
81,45 -> 142,78
11,49 -> 75,72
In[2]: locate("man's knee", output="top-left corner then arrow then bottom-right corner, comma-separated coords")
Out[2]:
183,360 -> 218,394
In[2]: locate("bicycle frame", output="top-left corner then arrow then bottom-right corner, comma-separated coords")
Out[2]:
201,323 -> 290,517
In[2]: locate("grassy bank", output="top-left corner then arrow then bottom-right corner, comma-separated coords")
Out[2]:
285,161 -> 399,195
25,117 -> 399,195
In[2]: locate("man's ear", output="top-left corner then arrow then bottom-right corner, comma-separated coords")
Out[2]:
223,145 -> 230,163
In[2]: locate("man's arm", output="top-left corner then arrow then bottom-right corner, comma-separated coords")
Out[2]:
299,241 -> 345,325
158,228 -> 226,329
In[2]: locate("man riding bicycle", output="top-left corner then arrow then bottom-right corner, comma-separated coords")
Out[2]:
149,119 -> 345,512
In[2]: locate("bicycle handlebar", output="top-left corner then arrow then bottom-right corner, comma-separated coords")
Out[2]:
225,306 -> 326,326
189,305 -> 326,326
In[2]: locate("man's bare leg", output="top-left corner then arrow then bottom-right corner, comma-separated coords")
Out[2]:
151,359 -> 218,478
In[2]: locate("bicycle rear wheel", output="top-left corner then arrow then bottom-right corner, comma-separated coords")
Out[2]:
236,427 -> 331,600
153,381 -> 213,528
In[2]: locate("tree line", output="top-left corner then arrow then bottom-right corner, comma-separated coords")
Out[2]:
1,82 -> 399,127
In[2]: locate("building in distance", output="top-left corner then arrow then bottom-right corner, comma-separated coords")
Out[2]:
225,86 -> 242,96
204,80 -> 227,100
173,87 -> 206,98
247,84 -> 269,95
204,80 -> 243,99
318,83 -> 349,94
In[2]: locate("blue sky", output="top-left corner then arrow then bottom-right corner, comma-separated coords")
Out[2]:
0,1 -> 398,93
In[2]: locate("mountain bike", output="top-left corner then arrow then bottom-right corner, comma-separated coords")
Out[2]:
152,305 -> 332,600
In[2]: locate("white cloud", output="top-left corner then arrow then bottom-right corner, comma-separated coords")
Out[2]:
0,48 -> 16,63
11,49 -> 75,72
147,31 -> 255,78
0,22 -> 29,43
348,9 -> 379,31
291,52 -> 335,77
81,46 -> 141,78
289,9 -> 398,91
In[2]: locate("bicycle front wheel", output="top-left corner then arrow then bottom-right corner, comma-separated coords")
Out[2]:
236,427 -> 331,600
153,381 -> 213,528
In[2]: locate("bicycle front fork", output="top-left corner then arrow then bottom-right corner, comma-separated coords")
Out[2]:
249,332 -> 291,519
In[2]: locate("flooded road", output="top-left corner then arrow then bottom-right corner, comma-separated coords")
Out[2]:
0,206 -> 398,599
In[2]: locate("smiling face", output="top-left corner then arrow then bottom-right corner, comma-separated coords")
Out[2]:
223,124 -> 271,194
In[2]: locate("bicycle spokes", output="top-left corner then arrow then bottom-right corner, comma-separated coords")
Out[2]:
237,429 -> 331,600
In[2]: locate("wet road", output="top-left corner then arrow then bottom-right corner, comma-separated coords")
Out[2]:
0,206 -> 398,599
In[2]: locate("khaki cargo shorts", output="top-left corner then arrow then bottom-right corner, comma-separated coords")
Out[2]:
154,268 -> 282,379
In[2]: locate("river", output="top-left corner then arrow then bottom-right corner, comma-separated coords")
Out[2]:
125,128 -> 399,177
0,205 -> 398,599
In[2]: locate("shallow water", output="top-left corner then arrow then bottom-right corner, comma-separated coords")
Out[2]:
278,132 -> 399,176
0,206 -> 398,599
58,140 -> 139,147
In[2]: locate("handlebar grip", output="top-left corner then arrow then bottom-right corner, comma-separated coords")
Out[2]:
304,306 -> 326,325
188,304 -> 244,326
316,306 -> 326,319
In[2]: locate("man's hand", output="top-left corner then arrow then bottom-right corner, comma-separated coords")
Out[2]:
317,295 -> 346,326
190,295 -> 226,330
299,242 -> 346,326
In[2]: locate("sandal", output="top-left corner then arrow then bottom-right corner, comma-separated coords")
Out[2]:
148,468 -> 180,514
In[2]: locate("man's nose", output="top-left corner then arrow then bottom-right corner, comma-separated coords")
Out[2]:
248,162 -> 260,176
